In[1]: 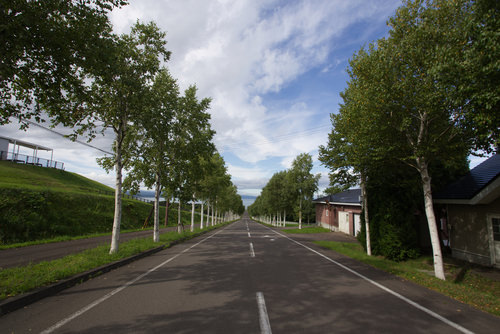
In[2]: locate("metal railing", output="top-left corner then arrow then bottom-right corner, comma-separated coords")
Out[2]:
0,151 -> 155,203
0,151 -> 65,170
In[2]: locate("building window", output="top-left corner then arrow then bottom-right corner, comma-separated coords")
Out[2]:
326,210 -> 329,217
493,218 -> 500,241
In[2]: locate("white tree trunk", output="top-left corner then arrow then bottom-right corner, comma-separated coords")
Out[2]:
284,210 -> 286,227
299,197 -> 302,229
207,201 -> 211,226
418,158 -> 446,280
153,174 -> 161,242
177,201 -> 183,233
200,202 -> 204,229
164,198 -> 170,227
109,137 -> 123,254
190,194 -> 195,232
360,172 -> 371,256
212,204 -> 215,226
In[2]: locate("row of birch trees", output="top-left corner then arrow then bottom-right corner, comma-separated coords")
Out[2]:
1,2 -> 244,254
249,153 -> 320,229
80,23 -> 244,253
319,0 -> 499,280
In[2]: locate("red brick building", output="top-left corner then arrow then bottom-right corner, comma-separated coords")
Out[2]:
313,189 -> 362,236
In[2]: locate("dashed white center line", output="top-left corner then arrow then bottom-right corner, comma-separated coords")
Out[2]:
256,292 -> 272,334
40,227 -> 229,334
249,242 -> 255,257
248,232 -> 251,238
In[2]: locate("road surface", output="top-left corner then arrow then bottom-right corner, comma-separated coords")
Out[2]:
1,215 -> 498,333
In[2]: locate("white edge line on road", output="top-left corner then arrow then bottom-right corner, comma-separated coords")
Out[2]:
256,292 -> 272,334
267,227 -> 474,334
40,227 -> 229,334
249,242 -> 255,258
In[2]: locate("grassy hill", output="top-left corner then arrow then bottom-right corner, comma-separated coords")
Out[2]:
0,161 -> 193,245
0,161 -> 113,194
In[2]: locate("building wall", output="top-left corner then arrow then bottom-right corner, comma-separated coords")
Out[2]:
316,204 -> 337,231
448,196 -> 500,266
0,138 -> 9,159
315,203 -> 362,235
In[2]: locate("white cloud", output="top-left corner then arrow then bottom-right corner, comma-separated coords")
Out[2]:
109,1 -> 400,170
2,0 -> 403,198
226,163 -> 272,194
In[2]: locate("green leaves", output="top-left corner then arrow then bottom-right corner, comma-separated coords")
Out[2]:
1,0 -> 125,127
249,153 -> 319,222
318,0 -> 493,279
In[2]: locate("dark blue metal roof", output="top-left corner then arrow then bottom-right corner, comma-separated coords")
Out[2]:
314,188 -> 361,204
434,154 -> 500,200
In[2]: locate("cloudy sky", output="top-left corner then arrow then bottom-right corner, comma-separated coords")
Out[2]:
1,0 -> 488,205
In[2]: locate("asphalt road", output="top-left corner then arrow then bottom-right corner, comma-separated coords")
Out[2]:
1,215 -> 499,333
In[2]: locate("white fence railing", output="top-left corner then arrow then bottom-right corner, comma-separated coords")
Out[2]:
0,151 -> 65,170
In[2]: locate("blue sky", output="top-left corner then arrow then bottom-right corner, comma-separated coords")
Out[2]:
0,0 -> 489,206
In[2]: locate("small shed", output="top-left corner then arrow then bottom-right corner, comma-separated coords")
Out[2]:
0,136 -> 63,169
313,189 -> 362,236
434,154 -> 500,267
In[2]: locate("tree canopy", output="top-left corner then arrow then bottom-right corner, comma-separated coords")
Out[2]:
319,0 -> 498,279
249,153 -> 320,227
1,0 -> 127,127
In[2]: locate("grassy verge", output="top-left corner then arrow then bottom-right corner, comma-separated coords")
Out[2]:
314,241 -> 500,317
284,227 -> 331,234
0,220 -> 196,250
251,219 -> 311,229
0,161 -> 114,194
0,186 -> 203,246
0,222 -> 231,300
0,228 -> 155,250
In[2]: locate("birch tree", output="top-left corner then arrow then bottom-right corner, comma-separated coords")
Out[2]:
279,170 -> 295,227
89,22 -> 170,253
124,69 -> 179,242
323,0 -> 482,279
288,153 -> 320,229
180,87 -> 214,231
201,153 -> 231,226
318,46 -> 389,255
374,0 -> 475,280
166,85 -> 214,233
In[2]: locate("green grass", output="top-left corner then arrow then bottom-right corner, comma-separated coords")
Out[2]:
0,222 -> 231,300
0,161 -> 113,194
0,161 -> 206,245
314,241 -> 500,316
252,219 -> 314,229
283,227 -> 331,234
0,227 -> 162,250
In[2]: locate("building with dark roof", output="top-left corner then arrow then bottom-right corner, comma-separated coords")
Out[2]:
313,189 -> 362,236
434,154 -> 500,267
434,154 -> 500,204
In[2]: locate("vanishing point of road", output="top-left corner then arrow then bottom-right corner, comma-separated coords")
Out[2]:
1,214 -> 499,333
